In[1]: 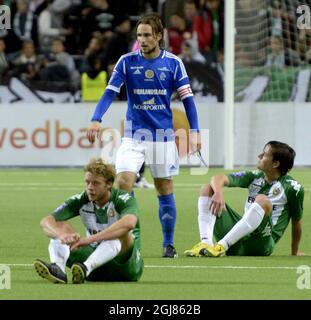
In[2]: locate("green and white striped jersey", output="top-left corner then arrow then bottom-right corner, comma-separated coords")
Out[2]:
228,170 -> 304,243
51,188 -> 140,241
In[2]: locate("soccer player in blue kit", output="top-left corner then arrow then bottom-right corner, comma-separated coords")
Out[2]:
87,13 -> 201,258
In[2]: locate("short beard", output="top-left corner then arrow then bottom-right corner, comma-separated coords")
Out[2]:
143,45 -> 157,55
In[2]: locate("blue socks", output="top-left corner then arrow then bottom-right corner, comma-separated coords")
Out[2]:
158,193 -> 176,247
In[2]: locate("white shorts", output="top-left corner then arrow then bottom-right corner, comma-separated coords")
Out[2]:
115,138 -> 179,178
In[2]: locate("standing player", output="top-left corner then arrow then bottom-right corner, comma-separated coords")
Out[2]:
34,159 -> 143,284
185,141 -> 305,257
87,13 -> 201,258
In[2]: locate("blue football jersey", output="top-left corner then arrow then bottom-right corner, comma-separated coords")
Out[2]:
107,49 -> 193,141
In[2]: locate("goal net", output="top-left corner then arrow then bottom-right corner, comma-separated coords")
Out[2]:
235,0 -> 311,102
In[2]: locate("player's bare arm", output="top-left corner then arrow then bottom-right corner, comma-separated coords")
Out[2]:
209,174 -> 230,215
291,219 -> 306,256
87,121 -> 101,143
189,131 -> 201,153
70,214 -> 137,251
40,215 -> 80,244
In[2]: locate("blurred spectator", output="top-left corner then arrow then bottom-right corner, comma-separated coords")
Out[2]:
167,14 -> 186,55
29,0 -> 47,16
55,0 -> 81,54
269,0 -> 298,52
12,0 -> 39,47
142,0 -> 158,14
161,0 -> 186,28
38,0 -> 72,52
179,35 -> 205,63
11,40 -> 44,81
183,0 -> 198,33
266,35 -> 301,68
0,39 -> 9,81
81,66 -> 107,102
108,0 -> 149,16
101,15 -> 132,67
79,0 -> 116,51
82,33 -> 105,75
269,0 -> 282,37
235,0 -> 268,66
193,0 -> 224,64
81,35 -> 108,102
40,38 -> 79,84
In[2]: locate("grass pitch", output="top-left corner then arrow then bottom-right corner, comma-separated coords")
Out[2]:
0,167 -> 310,300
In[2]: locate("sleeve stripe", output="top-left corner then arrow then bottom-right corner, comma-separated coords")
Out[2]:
177,84 -> 190,91
178,59 -> 188,81
174,66 -> 178,80
106,84 -> 121,93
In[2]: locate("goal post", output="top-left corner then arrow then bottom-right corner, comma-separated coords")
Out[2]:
224,0 -> 311,169
224,0 -> 235,170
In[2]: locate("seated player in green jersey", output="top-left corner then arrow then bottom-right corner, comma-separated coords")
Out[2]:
185,141 -> 305,257
34,158 -> 144,284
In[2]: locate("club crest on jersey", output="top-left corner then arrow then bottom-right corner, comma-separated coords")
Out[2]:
145,69 -> 154,79
272,186 -> 281,195
108,208 -> 115,217
160,72 -> 166,80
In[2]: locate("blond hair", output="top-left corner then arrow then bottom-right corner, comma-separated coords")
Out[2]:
84,158 -> 115,185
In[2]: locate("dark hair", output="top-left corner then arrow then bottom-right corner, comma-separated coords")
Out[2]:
266,141 -> 296,175
136,13 -> 165,48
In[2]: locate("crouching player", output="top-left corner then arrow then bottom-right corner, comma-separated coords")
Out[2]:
34,158 -> 144,284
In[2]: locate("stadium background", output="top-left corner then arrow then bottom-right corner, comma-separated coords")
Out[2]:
0,0 -> 311,300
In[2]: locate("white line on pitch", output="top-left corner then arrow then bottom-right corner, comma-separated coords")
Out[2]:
1,182 -> 310,186
145,265 -> 299,270
0,183 -> 82,186
5,263 -> 300,270
1,182 -> 310,190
